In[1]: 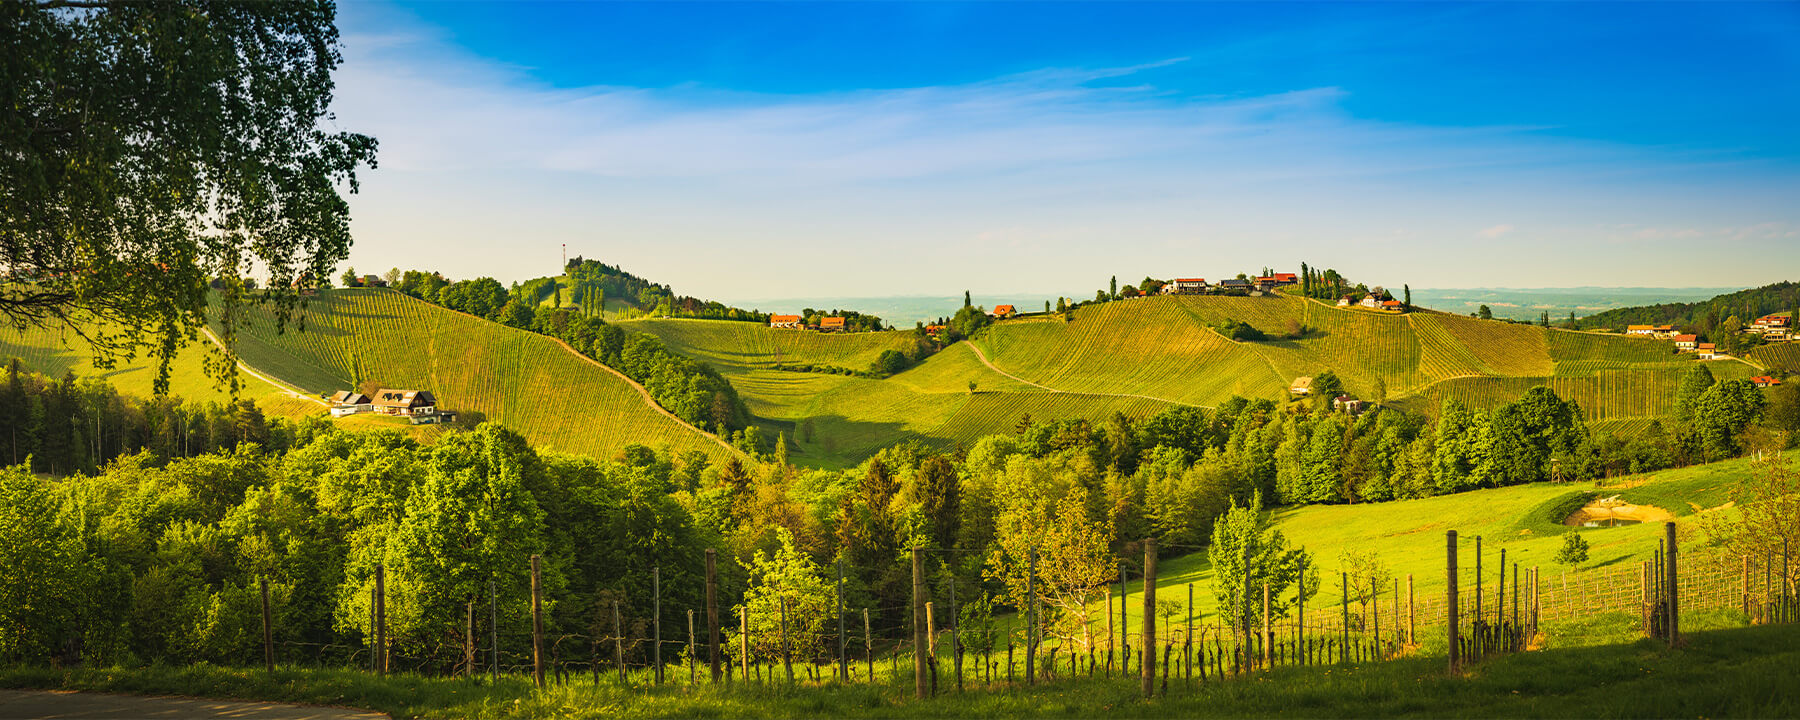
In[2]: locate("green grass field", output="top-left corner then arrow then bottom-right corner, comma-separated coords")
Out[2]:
1004,457 -> 1758,649
223,289 -> 735,462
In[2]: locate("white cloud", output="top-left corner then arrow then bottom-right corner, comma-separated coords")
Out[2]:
1477,224 -> 1514,239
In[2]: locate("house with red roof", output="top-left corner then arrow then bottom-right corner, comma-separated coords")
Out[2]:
991,304 -> 1017,318
1672,334 -> 1698,352
1752,376 -> 1783,388
819,316 -> 847,332
1164,278 -> 1208,295
769,314 -> 803,329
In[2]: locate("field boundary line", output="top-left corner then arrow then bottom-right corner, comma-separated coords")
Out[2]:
199,327 -> 328,407
965,340 -> 1209,409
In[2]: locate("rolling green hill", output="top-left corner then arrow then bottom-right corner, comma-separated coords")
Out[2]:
222,288 -> 738,462
627,294 -> 1756,467
0,322 -> 321,418
622,318 -> 1175,467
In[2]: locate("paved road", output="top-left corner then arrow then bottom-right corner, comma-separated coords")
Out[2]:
0,690 -> 386,720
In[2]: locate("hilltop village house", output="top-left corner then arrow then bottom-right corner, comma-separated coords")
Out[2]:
1752,376 -> 1783,388
768,314 -> 802,329
330,388 -> 446,424
1160,272 -> 1301,296
990,304 -> 1017,318
819,316 -> 847,332
1751,314 -> 1792,341
1627,324 -> 1677,339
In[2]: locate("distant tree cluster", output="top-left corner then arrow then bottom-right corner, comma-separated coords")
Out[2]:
561,258 -> 771,322
1577,281 -> 1800,352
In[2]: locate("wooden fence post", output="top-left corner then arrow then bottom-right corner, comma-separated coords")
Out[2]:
1261,583 -> 1271,670
464,600 -> 474,678
688,609 -> 697,685
707,548 -> 720,683
529,556 -> 543,687
913,548 -> 928,699
653,566 -> 662,685
1742,555 -> 1751,618
925,601 -> 937,695
490,579 -> 498,683
260,577 -> 274,673
1447,531 -> 1459,673
613,599 -> 625,683
376,563 -> 387,676
1666,522 -> 1679,646
864,608 -> 874,682
837,559 -> 847,682
1106,585 -> 1115,677
780,597 -> 794,684
740,606 -> 749,681
950,574 -> 962,692
1027,547 -> 1038,685
1339,571 -> 1349,664
1142,537 -> 1157,698
1297,556 -> 1307,666
1407,574 -> 1415,645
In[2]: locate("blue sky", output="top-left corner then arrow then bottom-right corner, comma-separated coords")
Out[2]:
330,2 -> 1800,301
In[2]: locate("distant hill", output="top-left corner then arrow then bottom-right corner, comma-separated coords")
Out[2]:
1409,287 -> 1743,322
1575,281 -> 1799,333
628,293 -> 1753,466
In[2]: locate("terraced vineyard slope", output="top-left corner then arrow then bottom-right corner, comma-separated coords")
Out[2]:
621,318 -> 1176,467
227,289 -> 736,461
633,295 -> 1759,466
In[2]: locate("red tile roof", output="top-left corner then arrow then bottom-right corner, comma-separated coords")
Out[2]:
993,304 -> 1016,315
1175,278 -> 1205,283
770,314 -> 801,323
820,317 -> 847,328
1274,273 -> 1297,282
1672,334 -> 1697,343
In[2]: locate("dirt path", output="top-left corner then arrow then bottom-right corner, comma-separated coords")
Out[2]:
199,327 -> 327,407
963,342 -> 1207,408
0,689 -> 385,719
540,334 -> 747,459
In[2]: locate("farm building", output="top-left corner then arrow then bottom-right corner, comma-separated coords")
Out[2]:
362,274 -> 387,287
819,316 -> 847,332
1273,272 -> 1298,284
925,324 -> 945,337
328,391 -> 372,417
1336,294 -> 1357,307
1289,376 -> 1313,395
769,314 -> 802,329
1381,299 -> 1404,312
1163,278 -> 1208,295
1627,324 -> 1676,338
1696,343 -> 1721,360
1673,334 -> 1698,351
373,388 -> 438,417
1359,294 -> 1382,309
991,304 -> 1017,318
1752,376 -> 1783,388
1332,395 -> 1366,414
1218,278 -> 1252,292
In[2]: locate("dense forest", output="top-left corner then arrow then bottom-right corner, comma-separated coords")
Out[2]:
1,356 -> 1791,670
1578,281 -> 1799,341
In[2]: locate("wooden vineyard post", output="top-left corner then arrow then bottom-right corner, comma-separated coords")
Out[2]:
925,601 -> 937,695
653,566 -> 662,685
913,548 -> 927,699
1743,556 -> 1751,619
1511,564 -> 1519,651
1186,582 -> 1195,681
864,608 -> 874,682
1392,577 -> 1400,653
1640,561 -> 1652,636
490,580 -> 498,683
260,577 -> 274,673
464,600 -> 475,679
1261,583 -> 1271,670
1142,537 -> 1157,699
707,549 -> 720,683
950,574 -> 962,692
1027,547 -> 1038,685
688,609 -> 697,684
528,556 -> 542,687
739,607 -> 749,681
1122,560 -> 1131,676
613,600 -> 625,684
1407,574 -> 1415,646
375,563 -> 388,676
1474,536 -> 1482,657
1106,586 -> 1115,677
1339,571 -> 1349,665
837,559 -> 848,682
1297,557 -> 1307,666
1666,522 -> 1679,647
780,597 -> 794,684
1497,547 -> 1506,645
1372,576 -> 1380,655
1447,531 -> 1459,673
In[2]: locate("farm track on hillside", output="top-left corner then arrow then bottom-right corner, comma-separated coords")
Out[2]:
200,327 -> 327,407
965,342 -> 1207,408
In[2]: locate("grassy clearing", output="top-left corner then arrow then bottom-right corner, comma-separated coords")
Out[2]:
3,620 -> 1794,718
227,289 -> 733,462
997,458 -> 1754,646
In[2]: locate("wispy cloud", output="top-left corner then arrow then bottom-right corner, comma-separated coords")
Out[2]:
1477,224 -> 1514,239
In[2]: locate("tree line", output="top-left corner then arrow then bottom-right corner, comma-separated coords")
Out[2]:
1577,281 -> 1799,350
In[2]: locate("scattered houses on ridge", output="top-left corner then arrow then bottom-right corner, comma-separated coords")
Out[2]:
329,388 -> 448,424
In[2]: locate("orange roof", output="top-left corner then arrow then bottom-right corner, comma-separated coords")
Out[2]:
1381,300 -> 1402,307
1274,273 -> 1297,282
994,304 -> 1016,314
1698,343 -> 1715,350
1672,334 -> 1697,342
1751,376 -> 1779,385
1174,278 -> 1205,283
770,314 -> 801,323
925,324 -> 945,331
820,317 -> 847,328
